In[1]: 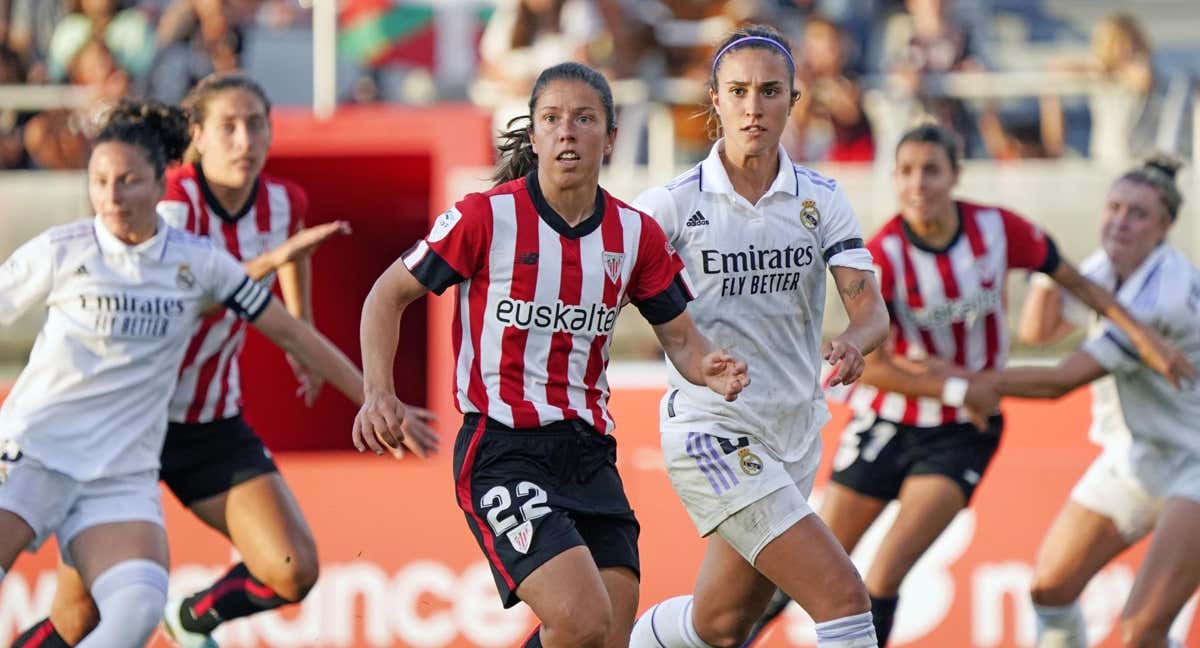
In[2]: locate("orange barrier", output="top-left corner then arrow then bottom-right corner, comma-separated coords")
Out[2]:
2,389 -> 1197,647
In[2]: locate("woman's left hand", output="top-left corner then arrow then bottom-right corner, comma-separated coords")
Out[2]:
822,337 -> 865,387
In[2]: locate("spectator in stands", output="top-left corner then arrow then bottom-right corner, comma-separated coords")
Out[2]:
46,0 -> 155,85
24,39 -> 129,169
4,0 -> 69,81
782,16 -> 874,162
1041,12 -> 1159,165
0,44 -> 31,169
881,0 -> 985,153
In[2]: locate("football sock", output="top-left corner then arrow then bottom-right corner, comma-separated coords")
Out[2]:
10,618 -> 72,648
869,595 -> 898,646
179,562 -> 290,634
629,595 -> 716,648
815,611 -> 878,647
75,560 -> 167,648
1033,602 -> 1086,648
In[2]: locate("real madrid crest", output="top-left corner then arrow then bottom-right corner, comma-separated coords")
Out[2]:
737,448 -> 763,476
800,199 -> 820,230
176,263 -> 196,289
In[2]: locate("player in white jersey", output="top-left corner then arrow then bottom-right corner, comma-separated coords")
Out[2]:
998,156 -> 1200,648
0,101 -> 373,647
629,26 -> 890,648
356,62 -> 749,648
8,75 -> 435,648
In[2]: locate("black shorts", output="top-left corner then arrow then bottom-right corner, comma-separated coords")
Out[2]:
452,413 -> 640,608
160,415 -> 279,507
830,413 -> 1004,503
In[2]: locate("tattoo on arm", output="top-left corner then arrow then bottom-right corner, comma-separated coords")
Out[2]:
843,277 -> 867,299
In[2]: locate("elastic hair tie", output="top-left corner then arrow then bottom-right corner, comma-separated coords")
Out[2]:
711,36 -> 795,75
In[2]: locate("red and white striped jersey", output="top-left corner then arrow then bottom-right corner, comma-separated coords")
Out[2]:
846,200 -> 1058,427
156,163 -> 308,424
403,172 -> 692,434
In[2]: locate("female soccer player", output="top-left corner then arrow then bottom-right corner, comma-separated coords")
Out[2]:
744,124 -> 1192,647
0,100 -> 369,647
628,25 -> 889,648
354,61 -> 749,648
1003,156 -> 1199,648
9,74 -> 437,648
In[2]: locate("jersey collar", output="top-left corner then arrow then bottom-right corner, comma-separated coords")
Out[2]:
1115,243 -> 1170,303
93,215 -> 170,260
194,162 -> 260,223
524,170 -> 607,239
698,139 -> 799,203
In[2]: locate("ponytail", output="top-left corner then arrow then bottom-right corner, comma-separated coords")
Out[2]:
492,115 -> 537,185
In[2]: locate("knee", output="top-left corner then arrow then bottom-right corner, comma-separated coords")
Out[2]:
261,552 -> 320,602
693,607 -> 759,648
543,607 -> 612,648
1120,613 -> 1172,648
828,580 -> 872,620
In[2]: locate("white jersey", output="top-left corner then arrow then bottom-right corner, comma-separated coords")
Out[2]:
636,142 -> 874,460
1057,250 -> 1132,447
0,218 -> 271,481
1081,244 -> 1200,455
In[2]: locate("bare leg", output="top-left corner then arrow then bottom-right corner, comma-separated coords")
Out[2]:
1120,498 -> 1200,648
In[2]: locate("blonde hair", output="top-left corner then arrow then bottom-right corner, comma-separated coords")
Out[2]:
1091,13 -> 1150,75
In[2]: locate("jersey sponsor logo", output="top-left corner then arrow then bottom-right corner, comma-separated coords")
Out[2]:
427,208 -> 462,243
701,245 -> 816,297
800,199 -> 820,230
685,211 -> 709,227
494,297 -> 619,336
602,252 -> 623,283
78,293 -> 188,338
903,287 -> 1002,329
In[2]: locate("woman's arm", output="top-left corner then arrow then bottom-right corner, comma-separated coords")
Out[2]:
249,299 -> 362,406
352,258 -> 436,456
651,311 -> 749,402
1049,260 -> 1195,387
241,221 -> 350,281
826,266 -> 889,386
1018,275 -> 1076,344
991,350 -> 1108,399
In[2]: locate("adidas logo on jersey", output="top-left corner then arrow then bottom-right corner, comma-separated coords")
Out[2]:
74,264 -> 89,276
685,211 -> 709,227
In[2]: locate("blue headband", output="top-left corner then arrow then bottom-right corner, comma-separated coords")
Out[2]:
711,36 -> 795,76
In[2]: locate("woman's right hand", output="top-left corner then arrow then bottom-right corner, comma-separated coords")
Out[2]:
701,349 -> 750,402
276,221 -> 352,267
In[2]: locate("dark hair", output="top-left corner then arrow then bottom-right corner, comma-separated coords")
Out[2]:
94,100 -> 190,178
896,122 -> 962,170
1119,153 -> 1184,222
492,61 -> 617,185
181,71 -> 272,164
703,24 -> 798,140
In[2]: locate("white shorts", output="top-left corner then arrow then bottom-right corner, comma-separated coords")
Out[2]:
1071,438 -> 1200,542
0,455 -> 162,557
660,399 -> 821,563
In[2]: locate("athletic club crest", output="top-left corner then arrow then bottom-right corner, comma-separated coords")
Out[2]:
737,448 -> 763,476
507,520 -> 534,554
602,252 -> 624,283
800,200 -> 820,230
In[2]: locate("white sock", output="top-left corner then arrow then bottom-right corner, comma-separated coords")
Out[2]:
815,611 -> 878,647
1168,640 -> 1184,648
1034,603 -> 1087,648
76,559 -> 169,648
629,595 -> 716,648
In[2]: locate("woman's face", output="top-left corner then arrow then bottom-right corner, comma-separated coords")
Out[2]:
529,78 -> 614,192
192,88 -> 271,189
893,141 -> 959,227
1101,178 -> 1171,271
89,141 -> 164,240
710,47 -> 794,159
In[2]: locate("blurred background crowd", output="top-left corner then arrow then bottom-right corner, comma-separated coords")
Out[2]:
0,0 -> 1196,172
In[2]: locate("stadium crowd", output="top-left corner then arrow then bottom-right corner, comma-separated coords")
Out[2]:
0,0 -> 1192,171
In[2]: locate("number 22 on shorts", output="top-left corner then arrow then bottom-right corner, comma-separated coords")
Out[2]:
481,481 -> 552,554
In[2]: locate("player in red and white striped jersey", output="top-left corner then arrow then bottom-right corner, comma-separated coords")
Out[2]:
11,75 -> 434,648
355,62 -> 748,648
750,124 -> 1187,647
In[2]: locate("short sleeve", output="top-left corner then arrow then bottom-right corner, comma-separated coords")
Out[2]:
158,200 -> 189,230
0,234 -> 54,325
628,216 -> 694,324
1002,209 -> 1059,274
205,246 -> 271,321
632,185 -> 681,246
1083,327 -> 1142,376
402,195 -> 490,295
819,186 -> 873,270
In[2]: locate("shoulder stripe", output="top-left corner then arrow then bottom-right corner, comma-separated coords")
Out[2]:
794,165 -> 837,190
665,166 -> 702,190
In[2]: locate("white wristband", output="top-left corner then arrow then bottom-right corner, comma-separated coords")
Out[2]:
941,377 -> 969,408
